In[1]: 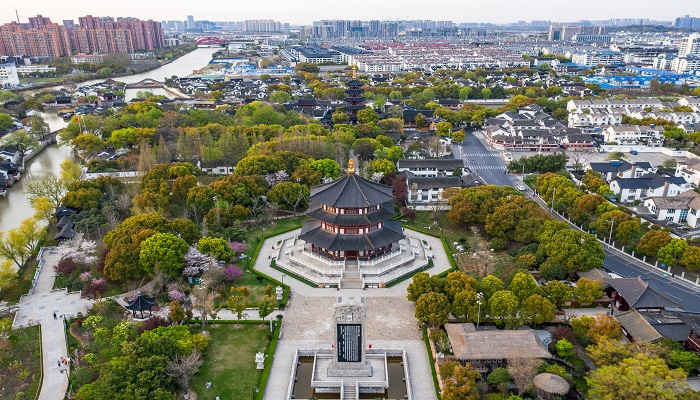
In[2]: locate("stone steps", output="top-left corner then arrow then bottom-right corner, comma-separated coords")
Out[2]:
339,278 -> 364,289
343,384 -> 357,400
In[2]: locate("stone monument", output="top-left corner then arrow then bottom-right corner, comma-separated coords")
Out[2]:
327,296 -> 372,377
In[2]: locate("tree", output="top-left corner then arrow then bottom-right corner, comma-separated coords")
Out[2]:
0,113 -> 13,131
443,271 -> 477,302
166,350 -> 203,393
657,238 -> 688,267
169,301 -> 185,325
670,350 -> 700,374
587,354 -> 689,400
521,294 -> 556,325
507,349 -> 541,395
556,338 -> 575,359
0,260 -> 16,291
0,217 -> 42,268
452,289 -> 480,322
680,246 -> 700,270
488,290 -> 519,328
226,287 -> 250,321
137,139 -> 155,173
192,285 -> 216,332
309,158 -> 341,179
538,229 -> 605,273
139,233 -> 189,278
269,91 -> 291,103
368,158 -> 396,177
2,129 -> 39,161
267,181 -> 310,213
415,113 -> 427,129
480,275 -> 504,301
442,363 -> 481,400
407,272 -> 443,302
636,230 -> 672,257
451,129 -> 466,142
541,280 -> 573,309
415,292 -> 450,327
508,272 -> 539,303
332,111 -> 349,124
25,173 -> 69,209
258,295 -> 276,321
357,108 -> 379,125
377,118 -> 403,133
573,277 -> 603,305
435,121 -> 453,137
589,314 -> 622,343
197,237 -> 233,262
486,367 -> 512,391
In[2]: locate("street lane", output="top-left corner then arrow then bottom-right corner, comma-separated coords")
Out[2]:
456,129 -> 700,312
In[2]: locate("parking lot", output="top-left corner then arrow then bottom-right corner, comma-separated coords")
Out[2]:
507,148 -> 687,168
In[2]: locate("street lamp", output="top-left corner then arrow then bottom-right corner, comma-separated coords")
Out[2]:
606,219 -> 615,246
547,187 -> 556,212
251,387 -> 259,400
476,292 -> 484,330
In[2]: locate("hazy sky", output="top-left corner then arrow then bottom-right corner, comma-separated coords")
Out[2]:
2,0 -> 699,25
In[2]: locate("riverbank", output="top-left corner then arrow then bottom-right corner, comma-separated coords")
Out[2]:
13,45 -> 198,95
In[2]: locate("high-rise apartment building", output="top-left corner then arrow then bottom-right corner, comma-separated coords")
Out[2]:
187,15 -> 195,29
0,15 -> 164,57
675,15 -> 700,29
548,24 -> 607,41
679,34 -> 700,57
243,20 -> 281,32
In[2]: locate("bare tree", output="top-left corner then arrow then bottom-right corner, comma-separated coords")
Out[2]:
192,285 -> 216,333
507,350 -> 541,395
166,350 -> 203,393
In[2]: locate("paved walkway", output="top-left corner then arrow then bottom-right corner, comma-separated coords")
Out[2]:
13,248 -> 93,400
258,228 -> 449,400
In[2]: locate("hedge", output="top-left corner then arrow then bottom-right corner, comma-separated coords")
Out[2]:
247,223 -> 302,307
422,324 -> 441,399
256,319 -> 282,400
269,259 -> 316,288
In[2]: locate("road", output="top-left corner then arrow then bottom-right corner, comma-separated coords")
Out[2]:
453,131 -> 700,312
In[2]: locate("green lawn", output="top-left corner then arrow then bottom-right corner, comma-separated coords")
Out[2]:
0,324 -> 42,400
220,270 -> 276,308
190,323 -> 271,400
242,216 -> 307,262
20,77 -> 63,84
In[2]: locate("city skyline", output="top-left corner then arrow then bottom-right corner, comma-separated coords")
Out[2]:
1,0 -> 699,26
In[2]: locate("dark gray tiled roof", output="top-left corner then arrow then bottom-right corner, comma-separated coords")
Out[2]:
309,173 -> 394,208
307,205 -> 395,225
407,176 -> 462,190
607,277 -> 680,309
299,219 -> 404,251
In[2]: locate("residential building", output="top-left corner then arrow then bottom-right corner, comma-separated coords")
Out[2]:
616,309 -> 692,345
243,20 -> 281,32
396,158 -> 464,177
675,15 -> 700,29
678,33 -> 700,57
671,55 -> 700,74
0,59 -> 19,87
71,53 -> 104,64
675,160 -> 700,187
406,176 -> 463,204
643,191 -> 700,227
609,173 -> 690,203
586,160 -> 655,182
602,124 -> 665,146
571,51 -> 622,66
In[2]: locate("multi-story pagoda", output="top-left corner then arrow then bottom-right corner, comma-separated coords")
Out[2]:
299,160 -> 405,260
343,67 -> 365,124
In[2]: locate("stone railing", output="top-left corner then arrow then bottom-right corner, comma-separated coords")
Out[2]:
299,250 -> 345,266
358,249 -> 403,267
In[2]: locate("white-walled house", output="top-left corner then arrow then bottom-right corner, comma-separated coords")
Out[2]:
675,160 -> 700,187
602,125 -> 665,146
610,173 -> 691,203
644,191 -> 700,227
407,176 -> 463,204
586,160 -> 655,182
397,159 -> 464,178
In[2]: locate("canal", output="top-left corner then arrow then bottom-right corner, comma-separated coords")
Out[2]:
1,47 -> 216,236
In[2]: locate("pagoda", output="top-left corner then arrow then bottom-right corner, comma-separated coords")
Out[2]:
298,160 -> 405,260
343,66 -> 365,124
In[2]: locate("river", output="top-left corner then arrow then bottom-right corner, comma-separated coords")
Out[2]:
21,47 -> 217,97
0,47 -> 216,236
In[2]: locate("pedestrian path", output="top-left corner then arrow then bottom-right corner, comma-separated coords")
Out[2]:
461,153 -> 501,157
468,165 -> 507,170
14,247 -> 93,400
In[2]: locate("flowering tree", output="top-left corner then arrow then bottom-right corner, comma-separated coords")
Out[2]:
53,239 -> 98,265
222,265 -> 242,282
182,246 -> 220,277
229,242 -> 246,253
264,171 -> 289,187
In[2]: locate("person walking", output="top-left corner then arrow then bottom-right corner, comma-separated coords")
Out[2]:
53,312 -> 57,320
57,360 -> 61,368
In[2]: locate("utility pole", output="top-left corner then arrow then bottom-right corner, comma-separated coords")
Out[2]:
606,219 -> 615,246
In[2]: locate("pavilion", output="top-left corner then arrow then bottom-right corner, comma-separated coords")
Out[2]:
125,292 -> 157,319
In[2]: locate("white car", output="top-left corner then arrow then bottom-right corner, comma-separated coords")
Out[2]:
516,183 -> 526,191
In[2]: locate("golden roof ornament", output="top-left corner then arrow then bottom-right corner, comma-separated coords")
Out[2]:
347,159 -> 356,174
352,65 -> 357,79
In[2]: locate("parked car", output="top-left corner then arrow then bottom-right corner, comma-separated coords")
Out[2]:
516,183 -> 526,191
